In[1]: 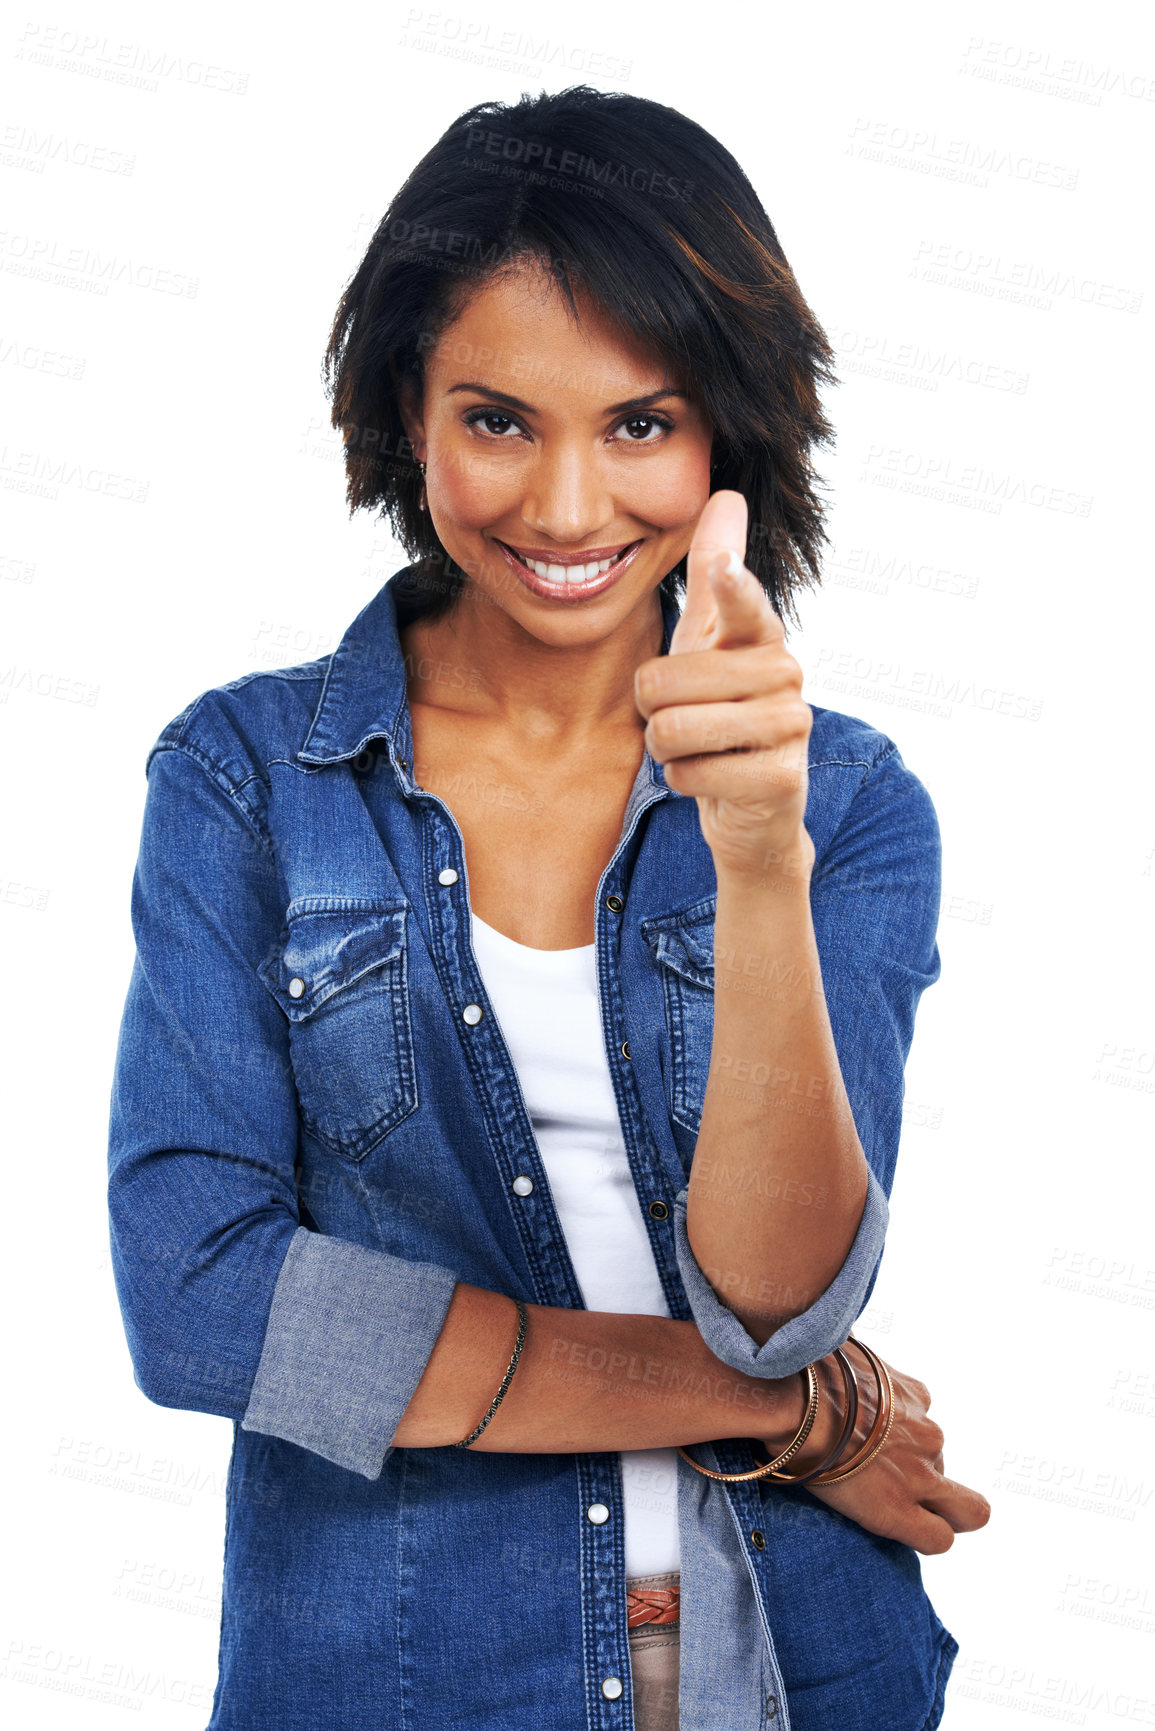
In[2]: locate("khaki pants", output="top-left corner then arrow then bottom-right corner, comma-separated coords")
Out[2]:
626,1571 -> 679,1731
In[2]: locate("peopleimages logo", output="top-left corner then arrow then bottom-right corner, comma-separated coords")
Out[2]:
0,445 -> 148,503
833,326 -> 1029,394
14,22 -> 249,94
811,648 -> 1044,723
0,229 -> 198,298
959,36 -> 1155,105
912,239 -> 1142,314
0,122 -> 135,175
398,12 -> 632,82
860,444 -> 1093,517
847,117 -> 1079,190
464,127 -> 695,200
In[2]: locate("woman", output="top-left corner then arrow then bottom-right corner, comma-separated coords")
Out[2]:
107,86 -> 989,1730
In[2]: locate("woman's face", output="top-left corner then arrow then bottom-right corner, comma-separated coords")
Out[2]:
400,257 -> 714,644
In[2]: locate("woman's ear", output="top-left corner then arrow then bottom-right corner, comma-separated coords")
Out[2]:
396,373 -> 426,465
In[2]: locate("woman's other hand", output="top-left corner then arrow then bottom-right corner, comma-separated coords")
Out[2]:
755,1349 -> 992,1556
811,1353 -> 991,1554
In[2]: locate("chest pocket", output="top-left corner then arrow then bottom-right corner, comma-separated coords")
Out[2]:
640,899 -> 716,1135
257,897 -> 417,1160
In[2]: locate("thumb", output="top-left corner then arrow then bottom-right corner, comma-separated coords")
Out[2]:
670,489 -> 749,655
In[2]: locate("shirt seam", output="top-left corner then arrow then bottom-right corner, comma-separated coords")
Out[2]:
149,738 -> 274,857
810,740 -> 898,773
203,660 -> 330,694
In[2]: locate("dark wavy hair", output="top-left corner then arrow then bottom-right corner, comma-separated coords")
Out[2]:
323,85 -> 837,626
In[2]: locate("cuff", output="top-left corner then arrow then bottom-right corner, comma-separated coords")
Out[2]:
672,1166 -> 889,1379
241,1226 -> 459,1478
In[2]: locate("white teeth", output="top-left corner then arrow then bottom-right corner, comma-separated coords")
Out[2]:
516,548 -> 631,582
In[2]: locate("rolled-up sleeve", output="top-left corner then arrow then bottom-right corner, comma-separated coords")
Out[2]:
672,739 -> 942,1378
107,740 -> 458,1480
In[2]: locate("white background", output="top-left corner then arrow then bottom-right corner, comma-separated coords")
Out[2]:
2,0 -> 1153,1724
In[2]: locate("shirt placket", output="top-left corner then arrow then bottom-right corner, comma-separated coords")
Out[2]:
406,735 -> 694,1724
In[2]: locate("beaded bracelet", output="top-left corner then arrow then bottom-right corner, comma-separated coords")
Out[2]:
454,1297 -> 528,1448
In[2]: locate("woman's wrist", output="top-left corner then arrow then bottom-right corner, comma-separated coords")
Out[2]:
676,1336 -> 888,1488
776,1341 -> 881,1478
686,1328 -> 810,1450
712,824 -> 816,899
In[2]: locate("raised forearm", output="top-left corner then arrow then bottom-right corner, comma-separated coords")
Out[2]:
686,847 -> 870,1344
391,1280 -> 805,1453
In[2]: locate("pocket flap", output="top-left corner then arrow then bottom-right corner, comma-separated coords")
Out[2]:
258,899 -> 408,1021
640,898 -> 716,989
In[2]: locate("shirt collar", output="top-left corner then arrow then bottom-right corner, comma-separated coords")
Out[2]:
297,566 -> 683,794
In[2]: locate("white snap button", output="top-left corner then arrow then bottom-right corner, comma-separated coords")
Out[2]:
512,1175 -> 534,1197
601,1677 -> 623,1700
288,977 -> 306,999
586,1502 -> 610,1525
438,867 -> 459,885
462,1003 -> 483,1025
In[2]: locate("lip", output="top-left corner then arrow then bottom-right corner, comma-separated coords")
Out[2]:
503,541 -> 639,565
496,538 -> 644,602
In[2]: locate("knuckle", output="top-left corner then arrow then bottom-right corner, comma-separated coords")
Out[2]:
635,662 -> 663,708
767,695 -> 804,736
649,708 -> 682,750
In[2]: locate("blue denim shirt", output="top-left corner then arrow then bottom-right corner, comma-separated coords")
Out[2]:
107,568 -> 958,1730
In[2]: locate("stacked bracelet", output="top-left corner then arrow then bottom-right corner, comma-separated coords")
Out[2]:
454,1297 -> 528,1448
677,1334 -> 892,1487
805,1336 -> 894,1486
763,1344 -> 860,1487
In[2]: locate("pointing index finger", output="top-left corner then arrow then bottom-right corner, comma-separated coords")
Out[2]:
707,547 -> 783,649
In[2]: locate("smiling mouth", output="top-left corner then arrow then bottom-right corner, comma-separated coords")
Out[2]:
498,540 -> 642,584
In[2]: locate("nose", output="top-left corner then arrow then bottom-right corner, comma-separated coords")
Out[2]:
518,438 -> 616,547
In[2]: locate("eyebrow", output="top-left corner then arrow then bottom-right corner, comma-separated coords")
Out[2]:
445,382 -> 689,414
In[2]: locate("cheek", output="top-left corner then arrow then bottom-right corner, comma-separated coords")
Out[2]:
624,446 -> 712,530
433,435 -> 520,533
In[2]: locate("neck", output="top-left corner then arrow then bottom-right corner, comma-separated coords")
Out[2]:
400,580 -> 666,746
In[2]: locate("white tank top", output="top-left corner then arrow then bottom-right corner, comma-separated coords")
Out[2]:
469,911 -> 681,1578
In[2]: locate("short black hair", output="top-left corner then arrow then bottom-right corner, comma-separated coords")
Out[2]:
323,85 -> 836,625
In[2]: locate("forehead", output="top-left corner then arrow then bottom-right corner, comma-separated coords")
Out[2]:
425,259 -> 681,401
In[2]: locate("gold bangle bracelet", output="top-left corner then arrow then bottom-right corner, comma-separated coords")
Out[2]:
807,1337 -> 894,1487
755,1344 -> 860,1486
677,1362 -> 819,1483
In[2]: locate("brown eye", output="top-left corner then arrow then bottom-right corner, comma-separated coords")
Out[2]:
614,414 -> 673,443
464,409 -> 521,438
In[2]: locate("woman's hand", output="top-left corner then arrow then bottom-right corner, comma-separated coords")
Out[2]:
634,489 -> 814,883
762,1349 -> 992,1556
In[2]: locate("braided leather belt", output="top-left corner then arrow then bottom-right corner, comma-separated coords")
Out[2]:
625,1585 -> 680,1629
